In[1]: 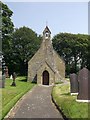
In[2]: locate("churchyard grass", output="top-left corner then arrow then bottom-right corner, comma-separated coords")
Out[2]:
0,76 -> 35,120
52,82 -> 89,119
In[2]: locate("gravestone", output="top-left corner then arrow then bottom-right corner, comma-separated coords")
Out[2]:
10,75 -> 13,80
2,74 -> 5,88
0,73 -> 5,88
70,73 -> 78,95
11,72 -> 16,86
77,67 -> 90,102
5,66 -> 9,78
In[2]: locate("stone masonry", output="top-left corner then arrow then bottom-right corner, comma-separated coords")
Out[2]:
28,26 -> 65,85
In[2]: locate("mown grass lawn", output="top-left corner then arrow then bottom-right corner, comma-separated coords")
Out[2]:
52,82 -> 89,119
0,76 -> 35,120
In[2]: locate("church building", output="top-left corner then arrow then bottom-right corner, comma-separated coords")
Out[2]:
28,26 -> 65,85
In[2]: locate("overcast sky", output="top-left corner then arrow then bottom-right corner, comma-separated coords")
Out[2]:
5,2 -> 88,36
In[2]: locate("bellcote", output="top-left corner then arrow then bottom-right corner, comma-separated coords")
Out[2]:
43,26 -> 51,40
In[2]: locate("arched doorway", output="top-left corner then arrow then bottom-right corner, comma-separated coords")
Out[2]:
42,70 -> 49,85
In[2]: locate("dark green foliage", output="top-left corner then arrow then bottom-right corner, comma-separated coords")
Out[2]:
1,2 -> 42,75
52,33 -> 89,76
2,1 -> 14,53
87,35 -> 90,70
2,2 -> 89,76
1,1 -> 14,74
11,27 -> 42,75
0,2 -> 2,52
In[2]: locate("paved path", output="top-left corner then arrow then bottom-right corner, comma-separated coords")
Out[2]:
7,85 -> 64,119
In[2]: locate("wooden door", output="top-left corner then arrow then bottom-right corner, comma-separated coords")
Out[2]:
42,70 -> 49,85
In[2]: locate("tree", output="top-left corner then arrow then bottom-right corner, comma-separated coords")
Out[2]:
87,35 -> 90,70
12,26 -> 42,75
1,2 -> 14,73
52,33 -> 89,76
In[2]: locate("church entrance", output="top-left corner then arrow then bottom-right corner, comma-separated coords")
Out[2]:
42,70 -> 49,85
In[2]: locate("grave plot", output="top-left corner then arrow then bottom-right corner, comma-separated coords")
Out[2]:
70,73 -> 78,95
77,67 -> 90,102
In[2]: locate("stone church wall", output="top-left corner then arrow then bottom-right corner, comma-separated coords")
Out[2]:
28,48 -> 44,81
28,26 -> 65,85
37,62 -> 55,85
53,50 -> 65,78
